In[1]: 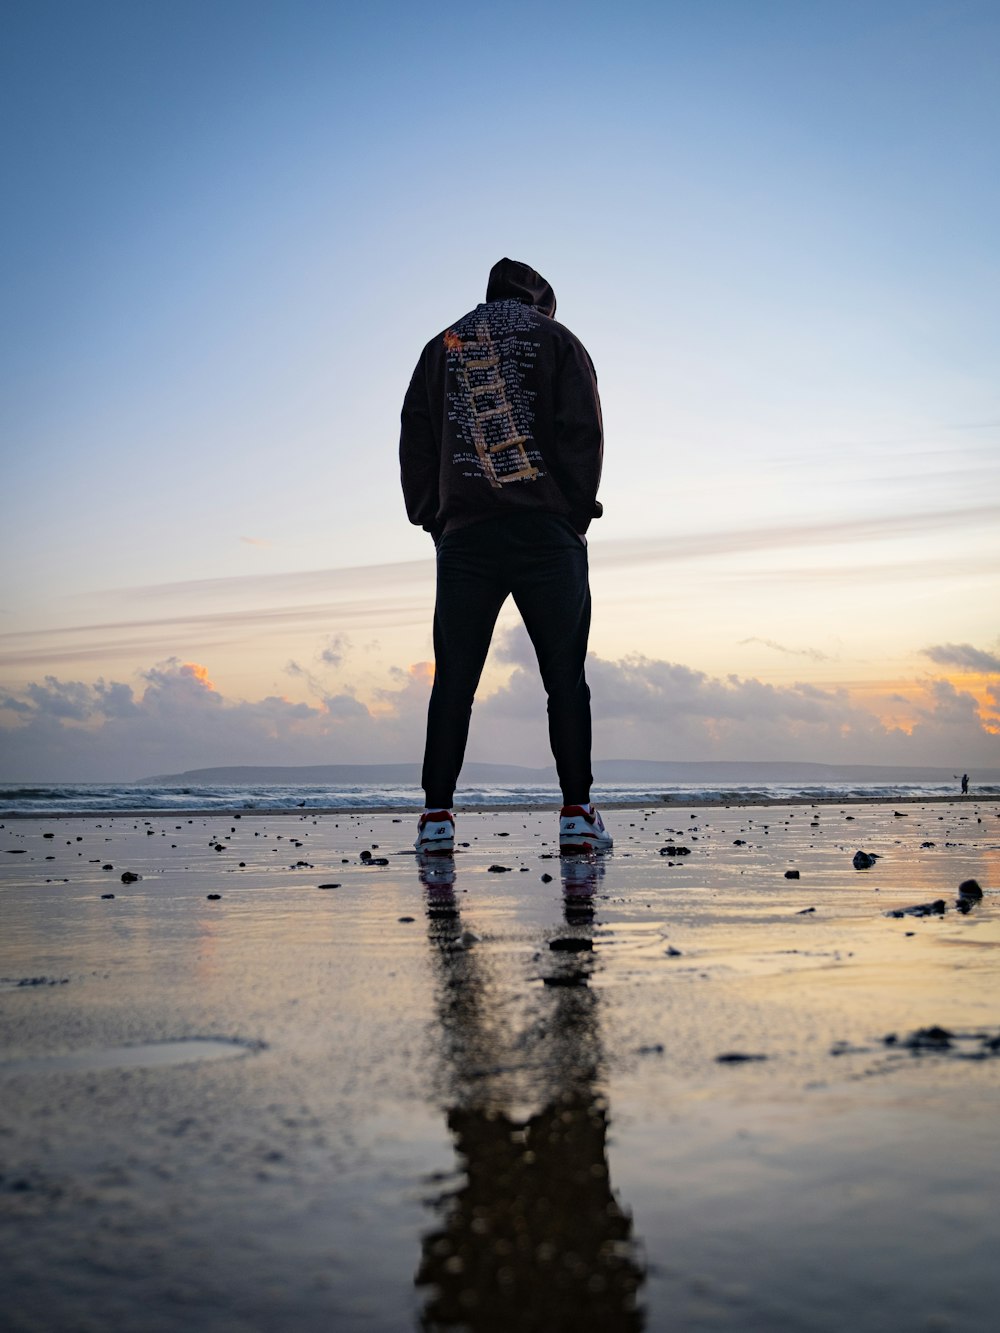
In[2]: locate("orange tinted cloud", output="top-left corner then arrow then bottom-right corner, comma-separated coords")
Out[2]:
181,662 -> 216,691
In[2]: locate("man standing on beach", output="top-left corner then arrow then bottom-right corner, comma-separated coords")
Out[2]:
400,257 -> 611,856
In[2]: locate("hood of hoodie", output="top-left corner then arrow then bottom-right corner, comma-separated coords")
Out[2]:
485,258 -> 556,318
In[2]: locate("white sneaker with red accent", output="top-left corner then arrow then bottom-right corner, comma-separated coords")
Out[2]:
415,809 -> 455,854
559,804 -> 613,853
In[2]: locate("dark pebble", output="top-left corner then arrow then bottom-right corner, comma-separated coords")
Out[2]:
784,870 -> 800,879
120,871 -> 140,883
549,937 -> 593,952
540,873 -> 553,882
886,899 -> 947,918
207,893 -> 221,901
716,1052 -> 768,1064
852,851 -> 877,869
487,864 -> 511,873
958,879 -> 983,898
317,883 -> 341,889
101,893 -> 115,900
903,1025 -> 953,1050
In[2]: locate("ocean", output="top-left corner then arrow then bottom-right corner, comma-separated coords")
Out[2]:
0,780 -> 989,816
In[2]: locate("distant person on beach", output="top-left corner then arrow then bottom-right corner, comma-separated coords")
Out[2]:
962,773 -> 969,795
400,257 -> 611,856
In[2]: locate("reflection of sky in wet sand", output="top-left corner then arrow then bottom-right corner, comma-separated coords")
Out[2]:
415,852 -> 645,1329
0,802 -> 998,1329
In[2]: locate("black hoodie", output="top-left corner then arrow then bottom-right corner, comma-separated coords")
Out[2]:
400,258 -> 604,541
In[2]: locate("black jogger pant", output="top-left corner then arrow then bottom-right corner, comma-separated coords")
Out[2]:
421,512 -> 593,810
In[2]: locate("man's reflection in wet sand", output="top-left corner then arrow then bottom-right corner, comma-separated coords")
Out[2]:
414,852 -> 645,1332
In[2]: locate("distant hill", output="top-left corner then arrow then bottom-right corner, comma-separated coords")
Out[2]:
138,760 -> 998,786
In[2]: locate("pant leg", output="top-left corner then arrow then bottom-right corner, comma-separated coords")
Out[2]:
422,523 -> 510,808
508,516 -> 594,806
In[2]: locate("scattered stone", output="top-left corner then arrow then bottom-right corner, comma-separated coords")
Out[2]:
120,871 -> 140,883
852,851 -> 877,869
398,916 -> 415,923
665,945 -> 683,956
784,870 -> 800,879
540,873 -> 553,883
543,971 -> 588,987
903,1025 -> 953,1051
487,864 -> 511,873
796,906 -> 816,914
893,811 -> 908,817
920,841 -> 936,849
363,857 -> 389,866
716,1052 -> 768,1064
359,849 -> 372,862
43,832 -> 54,839
101,893 -> 115,900
637,1043 -> 664,1055
659,845 -> 691,857
102,864 -> 113,870
549,937 -> 593,952
733,838 -> 746,846
958,879 -> 983,899
207,893 -> 221,901
886,899 -> 947,918
317,883 -> 341,889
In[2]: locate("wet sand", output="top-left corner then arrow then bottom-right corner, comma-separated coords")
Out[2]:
1,800 -> 998,1331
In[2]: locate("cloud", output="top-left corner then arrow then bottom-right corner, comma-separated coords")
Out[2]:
2,648 -> 998,783
600,503 -> 1000,571
738,637 -> 833,662
921,643 -> 1000,674
320,633 -> 351,667
476,645 -> 1000,768
0,657 -> 427,781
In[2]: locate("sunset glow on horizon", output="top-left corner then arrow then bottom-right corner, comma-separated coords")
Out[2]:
2,0 -> 998,780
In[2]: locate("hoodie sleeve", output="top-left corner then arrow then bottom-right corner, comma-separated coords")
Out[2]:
399,349 -> 442,539
552,336 -> 604,533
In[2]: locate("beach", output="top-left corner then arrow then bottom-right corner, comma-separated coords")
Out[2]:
2,798 -> 998,1331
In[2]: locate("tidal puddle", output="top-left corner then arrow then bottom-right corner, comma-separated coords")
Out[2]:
0,1037 -> 264,1075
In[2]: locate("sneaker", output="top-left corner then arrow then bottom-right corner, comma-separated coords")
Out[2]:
559,804 -> 613,854
415,809 -> 455,854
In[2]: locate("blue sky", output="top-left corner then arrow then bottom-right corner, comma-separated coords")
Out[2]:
2,0 -> 998,778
